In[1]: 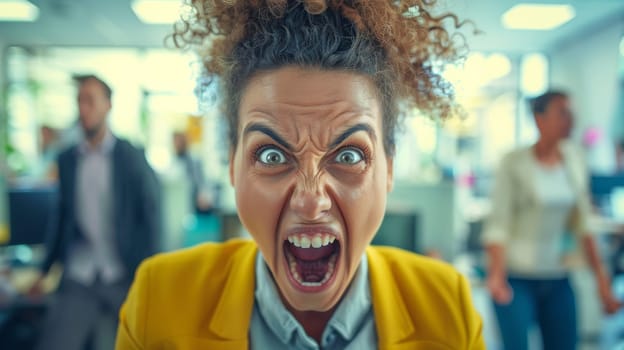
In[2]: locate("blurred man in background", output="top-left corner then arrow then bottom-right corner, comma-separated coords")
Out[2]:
29,74 -> 161,350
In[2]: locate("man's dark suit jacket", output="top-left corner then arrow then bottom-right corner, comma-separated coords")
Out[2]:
41,137 -> 161,280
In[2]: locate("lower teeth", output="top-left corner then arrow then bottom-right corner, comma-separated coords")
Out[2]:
287,252 -> 337,287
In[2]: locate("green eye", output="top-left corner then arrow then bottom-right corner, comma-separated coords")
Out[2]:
257,147 -> 287,165
335,148 -> 363,164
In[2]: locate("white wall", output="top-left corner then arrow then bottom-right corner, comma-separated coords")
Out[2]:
551,21 -> 624,173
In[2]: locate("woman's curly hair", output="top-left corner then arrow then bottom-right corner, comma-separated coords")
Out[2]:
172,0 -> 470,155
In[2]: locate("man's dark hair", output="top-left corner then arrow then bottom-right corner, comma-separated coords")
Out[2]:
73,74 -> 113,101
530,90 -> 568,115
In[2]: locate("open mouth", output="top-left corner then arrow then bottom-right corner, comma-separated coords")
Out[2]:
283,233 -> 340,290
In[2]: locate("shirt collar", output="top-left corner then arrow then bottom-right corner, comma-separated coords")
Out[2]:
326,254 -> 371,340
254,251 -> 371,345
78,129 -> 115,155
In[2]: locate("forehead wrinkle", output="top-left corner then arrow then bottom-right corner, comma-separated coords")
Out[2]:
270,100 -> 374,117
245,104 -> 375,143
241,81 -> 380,154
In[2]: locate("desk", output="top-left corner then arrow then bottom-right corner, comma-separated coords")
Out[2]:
0,295 -> 47,350
0,247 -> 61,350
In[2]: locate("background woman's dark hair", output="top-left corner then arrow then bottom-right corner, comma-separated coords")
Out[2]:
531,90 -> 568,116
172,0 -> 472,155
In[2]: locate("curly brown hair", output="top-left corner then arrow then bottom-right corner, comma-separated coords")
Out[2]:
172,0 -> 470,155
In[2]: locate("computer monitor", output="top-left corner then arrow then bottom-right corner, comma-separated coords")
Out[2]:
590,174 -> 624,207
611,187 -> 624,221
7,185 -> 58,246
373,211 -> 420,253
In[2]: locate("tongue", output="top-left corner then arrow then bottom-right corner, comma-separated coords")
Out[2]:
298,260 -> 328,283
287,243 -> 335,261
285,242 -> 338,283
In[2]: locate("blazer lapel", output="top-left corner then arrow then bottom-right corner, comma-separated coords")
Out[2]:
367,247 -> 415,347
111,139 -> 124,235
518,147 -> 540,208
208,242 -> 257,342
64,147 -> 79,229
58,146 -> 79,239
558,141 -> 585,195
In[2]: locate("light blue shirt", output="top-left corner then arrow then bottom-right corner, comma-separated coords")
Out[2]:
250,252 -> 377,349
66,130 -> 126,285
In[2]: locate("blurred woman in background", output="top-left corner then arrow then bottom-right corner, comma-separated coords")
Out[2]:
484,91 -> 621,350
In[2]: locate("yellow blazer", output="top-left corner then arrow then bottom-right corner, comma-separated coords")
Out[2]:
116,239 -> 485,349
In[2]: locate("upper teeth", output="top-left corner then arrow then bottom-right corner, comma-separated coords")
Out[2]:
288,233 -> 336,248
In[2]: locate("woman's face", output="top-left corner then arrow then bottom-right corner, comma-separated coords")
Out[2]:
536,96 -> 574,142
230,67 -> 393,312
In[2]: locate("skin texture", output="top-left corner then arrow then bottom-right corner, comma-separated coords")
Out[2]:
77,78 -> 111,145
230,67 -> 393,338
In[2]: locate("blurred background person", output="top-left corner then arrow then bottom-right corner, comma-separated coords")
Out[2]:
172,131 -> 214,214
483,91 -> 621,350
35,125 -> 60,182
27,74 -> 161,350
616,139 -> 624,173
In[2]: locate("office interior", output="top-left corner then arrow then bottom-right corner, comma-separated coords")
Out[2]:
0,0 -> 624,349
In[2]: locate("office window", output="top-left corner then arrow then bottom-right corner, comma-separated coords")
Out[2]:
3,47 -> 228,180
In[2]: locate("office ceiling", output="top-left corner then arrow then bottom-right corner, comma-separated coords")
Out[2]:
453,0 -> 624,54
0,0 -> 623,54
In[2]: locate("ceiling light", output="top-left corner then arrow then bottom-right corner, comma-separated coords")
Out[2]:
502,3 -> 575,30
132,0 -> 181,24
0,0 -> 39,22
520,53 -> 548,96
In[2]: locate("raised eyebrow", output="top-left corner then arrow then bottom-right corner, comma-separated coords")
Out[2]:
242,123 -> 293,151
328,123 -> 376,149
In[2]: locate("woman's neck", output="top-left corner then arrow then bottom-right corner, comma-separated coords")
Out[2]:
533,138 -> 561,166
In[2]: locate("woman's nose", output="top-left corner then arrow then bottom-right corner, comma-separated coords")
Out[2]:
289,173 -> 332,222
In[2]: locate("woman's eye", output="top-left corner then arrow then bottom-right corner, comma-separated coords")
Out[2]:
335,148 -> 364,164
257,147 -> 288,165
